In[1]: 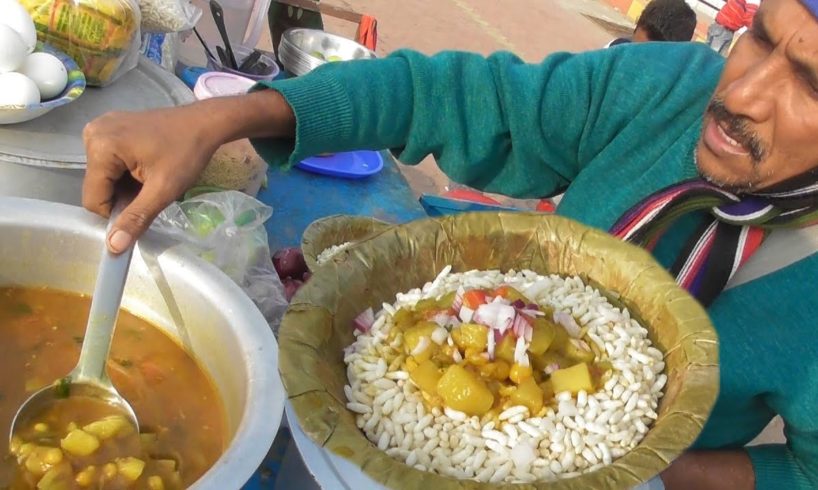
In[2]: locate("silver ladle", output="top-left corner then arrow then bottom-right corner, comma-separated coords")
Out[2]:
10,195 -> 139,442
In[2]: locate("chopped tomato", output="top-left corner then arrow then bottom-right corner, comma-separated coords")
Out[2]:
463,290 -> 488,309
494,285 -> 511,298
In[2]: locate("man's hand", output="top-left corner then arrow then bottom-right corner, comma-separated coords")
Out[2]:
82,90 -> 295,253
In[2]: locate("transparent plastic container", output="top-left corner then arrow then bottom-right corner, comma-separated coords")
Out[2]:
178,0 -> 271,67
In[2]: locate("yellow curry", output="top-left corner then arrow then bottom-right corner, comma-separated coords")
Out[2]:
392,286 -> 611,418
0,288 -> 226,489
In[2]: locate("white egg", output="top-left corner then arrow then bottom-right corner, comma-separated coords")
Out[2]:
0,72 -> 40,107
0,24 -> 28,73
0,0 -> 36,53
19,52 -> 67,99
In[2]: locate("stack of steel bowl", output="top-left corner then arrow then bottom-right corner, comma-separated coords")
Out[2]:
278,28 -> 377,77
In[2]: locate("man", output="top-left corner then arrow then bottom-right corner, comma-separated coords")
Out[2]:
606,0 -> 698,47
82,0 -> 818,487
707,0 -> 761,55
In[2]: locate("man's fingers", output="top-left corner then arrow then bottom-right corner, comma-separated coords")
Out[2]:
82,134 -> 127,217
107,183 -> 174,253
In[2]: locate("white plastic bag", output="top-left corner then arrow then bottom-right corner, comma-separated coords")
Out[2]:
141,32 -> 179,71
152,191 -> 289,334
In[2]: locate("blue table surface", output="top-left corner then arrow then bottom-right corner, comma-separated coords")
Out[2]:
258,151 -> 427,251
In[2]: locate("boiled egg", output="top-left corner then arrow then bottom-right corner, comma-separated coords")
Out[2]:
0,72 -> 40,107
19,52 -> 67,99
0,0 -> 36,54
0,24 -> 28,73
0,0 -> 37,53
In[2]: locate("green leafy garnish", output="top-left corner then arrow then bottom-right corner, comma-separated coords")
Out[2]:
115,358 -> 133,368
54,377 -> 71,398
11,302 -> 33,316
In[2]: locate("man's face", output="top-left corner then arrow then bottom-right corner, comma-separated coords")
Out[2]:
697,0 -> 818,192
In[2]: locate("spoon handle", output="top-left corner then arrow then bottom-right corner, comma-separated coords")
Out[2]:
73,196 -> 135,384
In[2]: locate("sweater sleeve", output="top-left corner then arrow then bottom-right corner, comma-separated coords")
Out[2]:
251,43 -> 722,198
746,415 -> 818,489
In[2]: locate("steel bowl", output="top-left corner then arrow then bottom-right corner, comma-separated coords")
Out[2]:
278,28 -> 376,76
0,197 -> 284,489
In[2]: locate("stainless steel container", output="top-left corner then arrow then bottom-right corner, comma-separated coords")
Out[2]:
0,58 -> 194,206
278,28 -> 377,76
0,197 -> 283,489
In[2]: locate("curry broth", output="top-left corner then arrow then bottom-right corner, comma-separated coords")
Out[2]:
0,287 -> 227,488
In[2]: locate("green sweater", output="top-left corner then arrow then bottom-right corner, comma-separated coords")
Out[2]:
256,42 -> 818,488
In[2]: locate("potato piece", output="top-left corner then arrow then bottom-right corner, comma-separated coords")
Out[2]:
75,466 -> 97,487
102,463 -> 117,479
531,351 -> 568,373
561,338 -> 596,363
550,363 -> 594,395
116,457 -> 146,481
493,285 -> 531,304
478,360 -> 511,381
148,476 -> 165,490
495,334 -> 516,364
539,379 -> 555,401
451,323 -> 489,351
510,377 -> 545,415
509,363 -> 534,384
60,429 -> 100,457
83,415 -> 131,440
403,322 -> 438,361
435,291 -> 457,310
409,359 -> 442,395
36,462 -> 72,490
549,324 -> 570,351
436,365 -> 494,416
529,318 -> 558,355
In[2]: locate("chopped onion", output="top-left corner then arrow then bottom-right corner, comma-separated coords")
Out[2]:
487,327 -> 496,360
453,349 -> 463,363
411,336 -> 431,357
492,296 -> 511,305
432,312 -> 453,328
353,307 -> 375,333
544,363 -> 560,375
511,313 -> 529,338
554,310 -> 582,338
524,323 -> 533,342
452,287 -> 465,312
431,327 -> 449,345
513,336 -> 529,365
474,303 -> 516,334
459,306 -> 475,323
519,308 -> 545,317
511,299 -> 526,309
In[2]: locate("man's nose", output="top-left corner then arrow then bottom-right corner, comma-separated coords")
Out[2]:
721,52 -> 784,124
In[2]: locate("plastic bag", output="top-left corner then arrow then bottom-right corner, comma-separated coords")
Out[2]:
20,0 -> 141,86
140,32 -> 179,72
152,191 -> 289,335
140,0 -> 201,33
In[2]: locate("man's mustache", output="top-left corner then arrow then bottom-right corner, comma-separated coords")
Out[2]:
707,99 -> 766,165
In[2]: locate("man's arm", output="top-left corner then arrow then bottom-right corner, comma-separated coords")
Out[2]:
661,450 -> 755,489
250,43 -> 723,199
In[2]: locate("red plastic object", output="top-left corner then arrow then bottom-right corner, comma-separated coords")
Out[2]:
536,199 -> 556,213
443,189 -> 503,205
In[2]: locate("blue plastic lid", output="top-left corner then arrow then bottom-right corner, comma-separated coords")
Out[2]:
296,151 -> 384,179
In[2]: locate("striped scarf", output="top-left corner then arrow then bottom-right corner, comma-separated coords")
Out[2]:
611,176 -> 818,306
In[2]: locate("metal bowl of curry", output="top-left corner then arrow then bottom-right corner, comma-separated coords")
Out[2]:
0,197 -> 283,489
